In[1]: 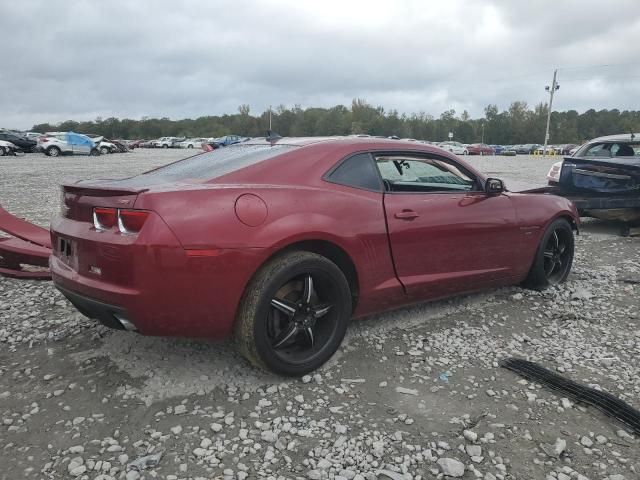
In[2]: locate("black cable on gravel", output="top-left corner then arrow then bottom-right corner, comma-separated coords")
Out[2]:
500,358 -> 640,436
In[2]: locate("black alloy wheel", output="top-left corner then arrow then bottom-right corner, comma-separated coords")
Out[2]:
524,218 -> 574,289
542,227 -> 572,284
236,251 -> 351,376
268,274 -> 335,360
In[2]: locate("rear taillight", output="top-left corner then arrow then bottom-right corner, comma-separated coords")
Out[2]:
92,208 -> 149,234
93,207 -> 117,230
118,209 -> 149,234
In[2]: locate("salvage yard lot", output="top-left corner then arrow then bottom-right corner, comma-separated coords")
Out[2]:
1,150 -> 639,480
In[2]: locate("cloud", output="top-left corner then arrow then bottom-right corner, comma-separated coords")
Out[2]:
2,0 -> 639,129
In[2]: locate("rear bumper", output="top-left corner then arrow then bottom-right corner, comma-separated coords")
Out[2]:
49,211 -> 271,339
56,284 -> 133,331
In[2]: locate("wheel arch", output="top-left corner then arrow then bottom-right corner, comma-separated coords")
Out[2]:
250,238 -> 360,311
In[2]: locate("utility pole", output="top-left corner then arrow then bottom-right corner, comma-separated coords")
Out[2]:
481,122 -> 485,144
543,69 -> 559,157
269,105 -> 272,131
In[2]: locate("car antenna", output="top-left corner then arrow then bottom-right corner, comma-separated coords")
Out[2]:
266,130 -> 282,143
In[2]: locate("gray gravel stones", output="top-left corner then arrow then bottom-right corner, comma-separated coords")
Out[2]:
1,152 -> 639,479
437,457 -> 465,477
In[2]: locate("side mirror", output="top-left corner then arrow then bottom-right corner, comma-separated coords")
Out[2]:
485,178 -> 505,194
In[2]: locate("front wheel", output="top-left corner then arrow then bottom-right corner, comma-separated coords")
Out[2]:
235,251 -> 352,376
524,218 -> 574,289
47,146 -> 61,157
0,147 -> 6,156
100,147 -> 109,155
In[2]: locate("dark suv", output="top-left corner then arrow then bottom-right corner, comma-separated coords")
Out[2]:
0,132 -> 37,152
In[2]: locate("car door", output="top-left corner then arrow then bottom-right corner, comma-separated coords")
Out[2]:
375,152 -> 521,301
71,135 -> 90,155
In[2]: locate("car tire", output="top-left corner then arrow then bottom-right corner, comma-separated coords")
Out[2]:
100,147 -> 109,155
523,218 -> 574,290
235,251 -> 352,376
162,144 -> 169,149
47,146 -> 61,157
187,144 -> 194,149
90,148 -> 100,156
0,147 -> 6,156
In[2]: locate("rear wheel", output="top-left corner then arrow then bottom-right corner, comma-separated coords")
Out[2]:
0,147 -> 6,156
235,251 -> 351,376
524,218 -> 574,289
47,146 -> 61,157
100,146 -> 109,155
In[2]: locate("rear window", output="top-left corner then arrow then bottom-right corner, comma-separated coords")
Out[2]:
142,144 -> 295,181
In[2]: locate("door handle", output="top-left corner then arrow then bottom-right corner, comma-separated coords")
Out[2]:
394,209 -> 419,220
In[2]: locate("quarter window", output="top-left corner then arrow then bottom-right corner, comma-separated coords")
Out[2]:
327,153 -> 382,191
375,155 -> 478,192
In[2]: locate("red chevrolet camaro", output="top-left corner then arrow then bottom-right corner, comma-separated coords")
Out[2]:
50,137 -> 578,375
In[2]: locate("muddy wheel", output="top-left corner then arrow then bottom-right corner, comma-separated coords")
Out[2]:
235,251 -> 351,376
524,218 -> 574,289
47,146 -> 61,157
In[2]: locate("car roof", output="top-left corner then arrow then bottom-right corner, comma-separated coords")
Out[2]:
589,133 -> 640,143
243,136 -> 447,149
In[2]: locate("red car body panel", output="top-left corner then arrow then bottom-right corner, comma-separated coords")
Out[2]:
0,205 -> 52,279
467,144 -> 495,155
43,138 -> 578,339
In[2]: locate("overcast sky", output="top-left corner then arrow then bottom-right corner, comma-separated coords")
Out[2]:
2,0 -> 640,129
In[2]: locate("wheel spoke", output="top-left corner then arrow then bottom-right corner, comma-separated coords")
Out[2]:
552,231 -> 559,250
302,275 -> 314,304
543,250 -> 554,259
272,323 -> 299,348
558,243 -> 566,254
270,298 -> 297,317
305,327 -> 315,347
313,304 -> 332,319
543,258 -> 554,275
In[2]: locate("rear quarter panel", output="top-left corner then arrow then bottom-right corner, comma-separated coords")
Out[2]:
135,182 -> 404,317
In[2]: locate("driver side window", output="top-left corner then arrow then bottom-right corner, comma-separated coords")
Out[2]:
374,154 -> 478,193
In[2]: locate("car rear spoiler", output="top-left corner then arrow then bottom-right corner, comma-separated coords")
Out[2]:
0,205 -> 52,280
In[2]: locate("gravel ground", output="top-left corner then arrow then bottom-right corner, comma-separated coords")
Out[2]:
1,149 -> 638,480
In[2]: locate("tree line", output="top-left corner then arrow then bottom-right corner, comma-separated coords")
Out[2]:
31,99 -> 640,145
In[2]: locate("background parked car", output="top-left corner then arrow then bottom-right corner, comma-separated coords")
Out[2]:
0,140 -> 19,156
437,141 -> 468,155
38,132 -> 100,157
152,137 -> 185,148
0,131 -> 37,152
515,144 -> 540,154
466,143 -> 495,155
178,137 -> 210,148
214,135 -> 244,147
